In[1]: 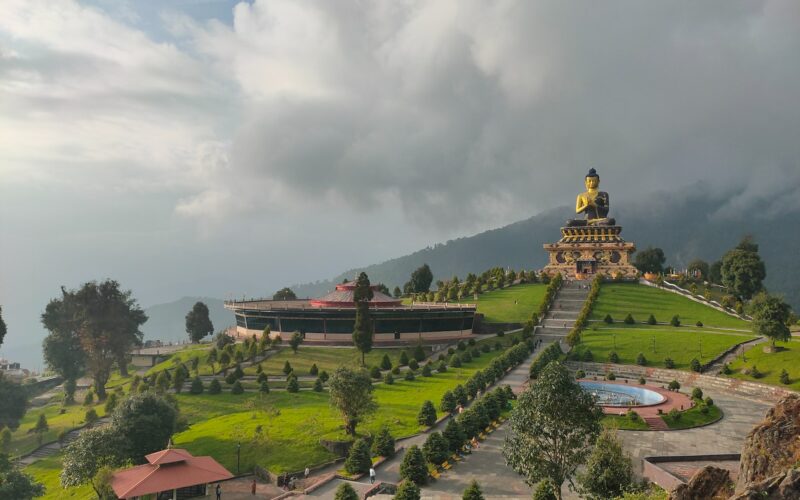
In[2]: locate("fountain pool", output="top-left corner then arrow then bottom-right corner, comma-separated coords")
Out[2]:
579,381 -> 666,407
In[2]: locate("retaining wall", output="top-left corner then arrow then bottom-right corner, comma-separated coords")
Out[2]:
565,361 -> 797,403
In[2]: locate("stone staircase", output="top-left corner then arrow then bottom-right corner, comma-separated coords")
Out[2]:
535,281 -> 590,342
643,415 -> 670,431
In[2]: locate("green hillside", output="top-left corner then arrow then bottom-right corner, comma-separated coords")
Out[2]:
591,283 -> 749,330
458,283 -> 546,323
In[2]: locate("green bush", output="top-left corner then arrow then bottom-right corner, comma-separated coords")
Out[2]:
647,314 -> 657,325
422,364 -> 432,377
392,366 -> 401,375
531,479 -> 558,500
450,354 -> 462,368
380,354 -> 392,370
310,363 -> 319,376
394,481 -> 421,500
231,380 -> 244,394
409,359 -> 419,371
461,351 -> 472,363
399,351 -> 410,366
334,482 -> 359,500
638,377 -> 646,385
369,366 -> 382,379
636,352 -> 647,366
690,358 -> 702,373
667,408 -> 681,421
282,361 -> 293,375
704,396 -> 714,407
750,365 -> 763,378
575,369 -> 585,379
384,372 -> 394,385
696,321 -> 704,327
670,315 -> 681,327
480,343 -> 490,353
624,313 -> 635,325
208,378 -> 221,394
399,445 -> 428,485
700,405 -> 709,415
496,330 -> 504,337
225,372 -> 238,385
286,374 -> 300,393
417,400 -> 437,427
258,372 -> 268,384
422,431 -> 449,465
604,314 -> 614,324
691,387 -> 703,400
606,372 -> 616,381
344,438 -> 372,475
313,378 -> 324,392
608,351 -> 619,363
259,381 -> 269,393
780,369 -> 790,385
413,344 -> 426,362
668,380 -> 681,391
189,377 -> 204,395
440,390 -> 457,414
438,360 -> 448,372
722,363 -> 732,375
372,426 -> 395,458
405,371 -> 415,381
457,341 -> 467,351
319,370 -> 330,383
664,357 -> 675,369
582,349 -> 593,362
462,480 -> 485,500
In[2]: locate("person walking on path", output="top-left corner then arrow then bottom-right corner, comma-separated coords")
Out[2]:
305,467 -> 310,480
369,467 -> 376,484
215,483 -> 222,500
251,478 -> 256,495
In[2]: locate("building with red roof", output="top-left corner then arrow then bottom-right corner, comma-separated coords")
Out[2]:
110,448 -> 232,499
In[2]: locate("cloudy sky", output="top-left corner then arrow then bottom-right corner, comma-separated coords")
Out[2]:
2,0 -> 799,367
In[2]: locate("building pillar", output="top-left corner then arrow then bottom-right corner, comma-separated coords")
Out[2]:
173,488 -> 177,500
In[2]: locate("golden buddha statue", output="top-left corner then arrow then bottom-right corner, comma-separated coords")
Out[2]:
568,168 -> 615,226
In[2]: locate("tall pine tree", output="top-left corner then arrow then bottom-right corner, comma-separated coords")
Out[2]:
352,272 -> 374,366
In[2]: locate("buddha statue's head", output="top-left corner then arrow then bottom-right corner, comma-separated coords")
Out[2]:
585,168 -> 600,190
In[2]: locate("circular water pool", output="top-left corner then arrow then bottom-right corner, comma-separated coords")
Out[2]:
579,381 -> 666,407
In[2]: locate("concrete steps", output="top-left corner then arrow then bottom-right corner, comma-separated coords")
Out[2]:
643,416 -> 670,431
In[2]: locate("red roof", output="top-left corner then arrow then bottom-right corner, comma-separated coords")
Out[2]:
110,449 -> 233,499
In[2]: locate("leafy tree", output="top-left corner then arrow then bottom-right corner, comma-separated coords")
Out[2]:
463,480 -> 485,500
399,445 -> 427,485
369,366 -> 382,379
422,431 -> 449,465
503,362 -> 602,500
42,280 -> 147,395
0,452 -> 45,499
41,307 -> 85,404
372,426 -> 395,457
104,392 -> 118,413
328,366 -> 376,435
721,237 -> 766,300
33,414 -> 49,445
749,292 -> 792,347
61,426 -> 123,496
172,367 -> 186,394
393,286 -> 402,298
208,378 -> 221,394
344,438 -> 372,475
273,287 -> 297,300
206,348 -> 218,373
85,408 -> 99,426
417,400 -> 437,427
0,374 -> 27,429
394,480 -> 421,500
352,272 -> 375,365
155,372 -> 169,393
0,306 -> 5,348
214,331 -> 234,349
709,260 -> 723,284
289,331 -> 303,354
407,264 -> 434,293
577,428 -> 633,500
185,301 -> 214,343
633,247 -> 666,274
531,479 -> 558,500
113,392 -> 178,463
319,370 -> 329,383
334,482 -> 359,500
453,385 -> 468,406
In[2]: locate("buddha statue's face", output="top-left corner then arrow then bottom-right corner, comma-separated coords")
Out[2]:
585,175 -> 600,190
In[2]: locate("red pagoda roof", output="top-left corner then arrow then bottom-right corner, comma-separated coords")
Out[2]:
309,281 -> 402,308
110,449 -> 232,499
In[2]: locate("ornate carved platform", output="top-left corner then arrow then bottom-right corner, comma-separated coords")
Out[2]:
542,225 -> 637,280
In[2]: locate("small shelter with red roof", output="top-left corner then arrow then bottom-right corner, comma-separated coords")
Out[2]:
110,448 -> 233,499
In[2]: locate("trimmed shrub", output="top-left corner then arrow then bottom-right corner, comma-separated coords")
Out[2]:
399,351 -> 410,366
582,350 -> 593,362
604,314 -> 614,324
399,445 -> 428,485
667,408 -> 681,421
780,369 -> 790,385
208,378 -> 221,394
638,377 -> 646,385
286,374 -> 300,393
647,314 -> 657,325
417,401 -> 437,426
369,366 -> 382,379
575,369 -> 585,379
189,376 -> 204,395
750,365 -> 763,378
450,354 -> 462,368
443,419 -> 467,453
722,363 -> 732,375
440,390 -> 457,414
670,315 -> 681,327
85,408 -> 98,425
438,361 -> 447,373
372,426 -> 395,457
310,363 -> 319,376
461,351 -> 472,363
463,480 -> 485,500
668,380 -> 681,391
422,431 -> 449,465
480,343 -> 490,353
413,344 -> 426,362
605,372 -> 616,381
344,438 -> 372,475
313,378 -> 324,392
691,387 -> 703,400
319,370 -> 330,383
225,372 -> 238,385
664,358 -> 675,369
690,358 -> 702,373
231,380 -> 244,394
258,372 -> 268,384
259,381 -> 269,393
704,396 -> 714,407
608,351 -> 619,363
282,361 -> 293,375
636,352 -> 647,366
624,313 -> 635,325
453,385 -> 468,406
405,371 -> 415,381
384,372 -> 394,385
334,483 -> 359,500
696,321 -> 704,327
394,481 -> 421,500
392,366 -> 401,375
497,330 -> 505,337
409,359 -> 419,371
381,354 -> 392,370
422,364 -> 432,377
457,341 -> 467,351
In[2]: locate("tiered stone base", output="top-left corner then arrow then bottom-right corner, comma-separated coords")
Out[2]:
542,225 -> 637,280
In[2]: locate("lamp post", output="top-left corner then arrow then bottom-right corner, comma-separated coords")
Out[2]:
237,442 -> 241,474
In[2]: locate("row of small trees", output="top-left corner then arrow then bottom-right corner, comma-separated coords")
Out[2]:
566,274 -> 602,346
538,273 -> 564,318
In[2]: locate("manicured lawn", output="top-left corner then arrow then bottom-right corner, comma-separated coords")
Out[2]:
591,284 -> 750,329
9,398 -> 107,457
601,414 -> 649,430
662,403 -> 722,429
25,453 -> 94,499
572,327 -> 755,370
725,340 -> 800,391
458,283 -> 546,324
244,346 -> 429,376
173,347 -> 506,473
145,343 -> 214,377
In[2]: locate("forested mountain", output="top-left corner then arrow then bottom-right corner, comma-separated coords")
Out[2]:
291,188 -> 800,309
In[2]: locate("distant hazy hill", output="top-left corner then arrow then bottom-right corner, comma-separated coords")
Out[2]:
291,188 -> 800,309
142,297 -> 231,343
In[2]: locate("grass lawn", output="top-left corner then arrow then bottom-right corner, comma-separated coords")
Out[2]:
591,283 -> 750,329
244,346 -> 429,376
662,403 -> 722,429
8,398 -> 108,457
25,453 -> 95,500
457,283 -> 546,324
173,347 -> 506,473
725,340 -> 800,391
572,327 -> 756,370
601,414 -> 649,430
145,343 -> 214,377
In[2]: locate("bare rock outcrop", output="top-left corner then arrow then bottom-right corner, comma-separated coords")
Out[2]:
737,394 -> 800,491
669,466 -> 734,500
729,468 -> 800,500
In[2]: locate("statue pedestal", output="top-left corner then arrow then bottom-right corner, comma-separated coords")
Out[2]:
542,225 -> 637,280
